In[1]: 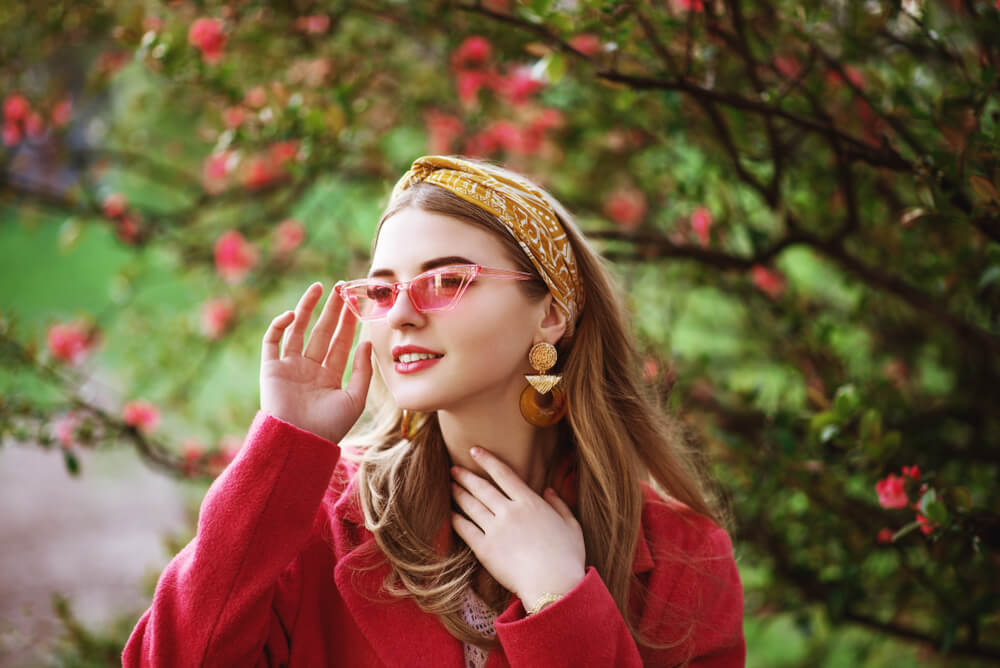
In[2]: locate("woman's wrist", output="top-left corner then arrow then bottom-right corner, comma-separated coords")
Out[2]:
522,570 -> 585,615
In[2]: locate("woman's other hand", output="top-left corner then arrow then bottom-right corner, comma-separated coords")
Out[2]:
260,281 -> 373,444
450,447 -> 586,608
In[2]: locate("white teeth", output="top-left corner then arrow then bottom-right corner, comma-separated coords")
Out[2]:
397,353 -> 443,363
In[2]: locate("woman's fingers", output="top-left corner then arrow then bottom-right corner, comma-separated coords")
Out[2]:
283,282 -> 323,357
261,310 -> 295,364
451,513 -> 484,552
303,282 -> 345,363
467,448 -> 531,502
322,300 -> 360,374
543,487 -> 576,524
452,482 -> 494,532
451,467 -> 511,513
345,340 -> 374,407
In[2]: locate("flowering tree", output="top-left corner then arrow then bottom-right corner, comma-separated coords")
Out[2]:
2,0 -> 999,662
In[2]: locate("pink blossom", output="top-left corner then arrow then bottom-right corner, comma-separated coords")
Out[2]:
47,321 -> 95,365
424,110 -> 464,154
200,297 -> 236,340
691,206 -> 713,246
51,98 -> 72,127
875,473 -> 908,509
876,528 -> 894,544
750,265 -> 786,298
570,34 -> 602,57
774,55 -> 802,79
202,150 -> 235,194
116,215 -> 142,245
268,140 -> 299,166
181,438 -> 203,476
123,399 -> 161,434
496,66 -> 544,106
451,36 -> 492,69
916,513 -> 937,535
455,69 -> 492,105
2,122 -> 20,146
214,229 -> 258,284
274,218 -> 306,254
677,0 -> 705,11
102,193 -> 127,219
243,86 -> 268,109
295,15 -> 330,34
603,186 -> 648,230
222,106 -> 246,129
3,94 -> 29,123
242,156 -> 280,191
24,112 -> 44,138
484,120 -> 522,153
642,358 -> 659,382
188,18 -> 226,64
53,412 -> 83,448
902,465 -> 920,480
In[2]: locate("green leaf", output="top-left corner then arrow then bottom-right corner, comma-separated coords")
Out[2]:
63,450 -> 80,476
925,500 -> 949,526
833,384 -> 859,418
970,174 -> 999,204
919,488 -> 938,514
859,408 -> 882,442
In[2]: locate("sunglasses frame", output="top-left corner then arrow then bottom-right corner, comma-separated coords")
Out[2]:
337,263 -> 535,321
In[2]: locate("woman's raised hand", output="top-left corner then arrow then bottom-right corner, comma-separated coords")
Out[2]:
260,282 -> 373,444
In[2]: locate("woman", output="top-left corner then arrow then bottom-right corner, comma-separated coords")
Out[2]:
123,155 -> 745,667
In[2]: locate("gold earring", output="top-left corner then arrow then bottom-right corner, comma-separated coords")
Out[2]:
519,342 -> 568,427
401,409 -> 428,440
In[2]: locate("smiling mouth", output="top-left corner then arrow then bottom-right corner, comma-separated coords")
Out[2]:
394,353 -> 444,363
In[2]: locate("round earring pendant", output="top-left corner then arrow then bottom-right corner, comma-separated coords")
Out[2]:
519,384 -> 568,427
528,342 -> 557,373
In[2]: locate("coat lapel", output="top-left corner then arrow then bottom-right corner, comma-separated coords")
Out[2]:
331,473 -> 464,667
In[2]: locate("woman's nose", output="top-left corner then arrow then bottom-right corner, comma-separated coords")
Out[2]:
384,285 -> 425,329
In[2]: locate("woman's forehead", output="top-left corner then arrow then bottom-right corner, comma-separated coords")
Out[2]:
370,208 -> 509,276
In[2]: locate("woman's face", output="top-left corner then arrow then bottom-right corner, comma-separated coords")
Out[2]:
366,207 -> 547,412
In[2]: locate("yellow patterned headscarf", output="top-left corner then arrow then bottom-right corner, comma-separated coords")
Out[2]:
384,155 -> 584,334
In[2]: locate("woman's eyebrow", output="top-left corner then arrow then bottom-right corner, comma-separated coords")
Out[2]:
368,255 -> 476,279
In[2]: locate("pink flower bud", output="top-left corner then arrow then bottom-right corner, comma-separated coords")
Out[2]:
3,94 -> 30,123
451,36 -> 492,69
603,186 -> 648,231
102,192 -> 127,219
875,473 -> 909,509
47,321 -> 96,365
691,206 -> 713,247
214,229 -> 258,284
200,297 -> 236,340
188,18 -> 226,64
274,219 -> 306,254
123,399 -> 161,434
876,528 -> 894,544
750,265 -> 786,299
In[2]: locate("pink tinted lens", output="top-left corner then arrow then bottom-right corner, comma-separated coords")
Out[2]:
411,269 -> 470,311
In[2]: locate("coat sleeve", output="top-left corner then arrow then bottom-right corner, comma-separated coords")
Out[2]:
122,411 -> 345,667
493,525 -> 745,667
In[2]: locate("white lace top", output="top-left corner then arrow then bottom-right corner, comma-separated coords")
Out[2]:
461,586 -> 499,668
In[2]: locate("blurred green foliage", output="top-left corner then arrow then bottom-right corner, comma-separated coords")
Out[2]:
2,0 -> 999,664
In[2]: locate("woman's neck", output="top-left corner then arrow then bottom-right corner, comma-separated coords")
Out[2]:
436,387 -> 560,496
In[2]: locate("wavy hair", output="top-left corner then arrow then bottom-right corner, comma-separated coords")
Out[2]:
340,157 -> 731,652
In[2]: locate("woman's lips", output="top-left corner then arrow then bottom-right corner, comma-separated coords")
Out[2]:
394,356 -> 443,374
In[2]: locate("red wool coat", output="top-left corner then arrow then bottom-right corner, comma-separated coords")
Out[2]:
123,411 -> 745,667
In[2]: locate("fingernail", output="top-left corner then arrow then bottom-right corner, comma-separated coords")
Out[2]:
470,447 -> 481,457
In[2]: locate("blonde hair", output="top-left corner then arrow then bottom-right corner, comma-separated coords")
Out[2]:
340,157 -> 730,652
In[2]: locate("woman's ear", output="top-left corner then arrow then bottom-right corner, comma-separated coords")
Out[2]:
536,293 -> 568,345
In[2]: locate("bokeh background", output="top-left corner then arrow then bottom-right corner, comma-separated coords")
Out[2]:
2,1 -> 999,666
